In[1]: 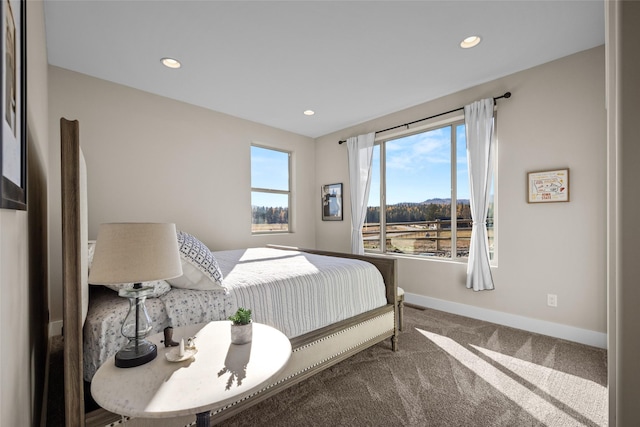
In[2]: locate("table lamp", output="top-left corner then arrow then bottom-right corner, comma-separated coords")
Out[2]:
89,223 -> 183,368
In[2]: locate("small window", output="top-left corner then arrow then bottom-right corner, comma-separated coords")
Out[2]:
251,145 -> 291,233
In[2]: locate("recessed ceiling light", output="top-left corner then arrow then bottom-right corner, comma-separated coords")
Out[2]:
303,110 -> 315,116
460,36 -> 481,49
161,57 -> 181,69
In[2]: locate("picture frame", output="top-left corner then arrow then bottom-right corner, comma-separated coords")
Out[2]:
0,0 -> 26,210
322,183 -> 343,221
527,168 -> 569,203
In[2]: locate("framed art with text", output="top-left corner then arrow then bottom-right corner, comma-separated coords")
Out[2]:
527,168 -> 569,203
322,183 -> 343,221
0,0 -> 26,210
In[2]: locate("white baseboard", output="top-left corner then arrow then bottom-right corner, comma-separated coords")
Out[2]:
405,292 -> 607,349
49,320 -> 63,338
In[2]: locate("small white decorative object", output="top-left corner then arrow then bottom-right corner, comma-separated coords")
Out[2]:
165,347 -> 197,363
179,338 -> 185,357
186,336 -> 197,350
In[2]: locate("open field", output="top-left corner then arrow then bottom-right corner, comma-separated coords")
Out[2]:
363,220 -> 494,257
252,223 -> 289,233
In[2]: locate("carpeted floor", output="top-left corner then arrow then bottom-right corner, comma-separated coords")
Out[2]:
47,306 -> 608,426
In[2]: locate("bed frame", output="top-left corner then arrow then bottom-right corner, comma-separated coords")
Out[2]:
61,118 -> 398,427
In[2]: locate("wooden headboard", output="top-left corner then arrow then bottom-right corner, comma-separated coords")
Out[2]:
61,118 -> 88,426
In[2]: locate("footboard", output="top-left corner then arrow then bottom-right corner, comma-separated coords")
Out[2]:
209,305 -> 395,424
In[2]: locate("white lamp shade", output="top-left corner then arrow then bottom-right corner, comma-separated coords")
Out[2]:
88,223 -> 183,284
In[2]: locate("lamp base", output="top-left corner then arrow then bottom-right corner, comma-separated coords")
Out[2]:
115,339 -> 157,368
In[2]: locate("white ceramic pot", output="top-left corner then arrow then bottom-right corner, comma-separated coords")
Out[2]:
230,322 -> 252,344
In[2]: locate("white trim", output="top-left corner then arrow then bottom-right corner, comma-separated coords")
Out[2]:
405,292 -> 607,349
49,320 -> 63,338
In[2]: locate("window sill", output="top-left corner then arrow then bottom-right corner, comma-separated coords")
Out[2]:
366,251 -> 497,268
252,231 -> 293,236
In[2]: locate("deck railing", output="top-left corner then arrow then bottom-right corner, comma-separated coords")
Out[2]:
362,218 -> 493,257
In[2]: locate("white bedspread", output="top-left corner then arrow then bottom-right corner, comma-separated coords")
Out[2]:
217,248 -> 387,338
83,247 -> 387,382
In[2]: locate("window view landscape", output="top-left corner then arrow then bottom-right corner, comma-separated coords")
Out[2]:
364,123 -> 495,259
251,146 -> 291,233
249,123 -> 495,255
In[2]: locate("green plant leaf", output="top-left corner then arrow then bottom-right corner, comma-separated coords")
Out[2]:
229,307 -> 252,325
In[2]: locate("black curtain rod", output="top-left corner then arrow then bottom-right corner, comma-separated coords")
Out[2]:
338,91 -> 511,144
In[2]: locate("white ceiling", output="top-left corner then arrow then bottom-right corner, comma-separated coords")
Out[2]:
44,1 -> 604,139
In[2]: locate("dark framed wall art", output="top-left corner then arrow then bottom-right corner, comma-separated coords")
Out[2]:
322,183 -> 343,221
0,0 -> 26,210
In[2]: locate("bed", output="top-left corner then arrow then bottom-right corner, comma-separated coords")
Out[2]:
61,118 -> 398,426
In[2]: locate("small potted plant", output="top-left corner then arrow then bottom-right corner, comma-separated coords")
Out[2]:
229,307 -> 252,344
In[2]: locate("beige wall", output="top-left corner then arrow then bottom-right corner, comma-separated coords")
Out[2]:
315,47 -> 606,338
0,210 -> 29,427
47,67 -> 317,325
1,1 -> 50,426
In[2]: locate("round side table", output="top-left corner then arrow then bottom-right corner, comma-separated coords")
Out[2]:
91,321 -> 291,426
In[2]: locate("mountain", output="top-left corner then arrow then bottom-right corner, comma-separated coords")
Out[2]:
421,198 -> 470,205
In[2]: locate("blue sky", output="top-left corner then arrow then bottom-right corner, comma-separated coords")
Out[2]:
251,124 -> 472,210
368,124 -> 469,207
251,145 -> 290,208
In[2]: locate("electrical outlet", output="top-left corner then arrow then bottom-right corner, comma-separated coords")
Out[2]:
547,294 -> 558,307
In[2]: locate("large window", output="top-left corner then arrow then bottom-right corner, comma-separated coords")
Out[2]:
364,120 -> 495,259
251,145 -> 291,233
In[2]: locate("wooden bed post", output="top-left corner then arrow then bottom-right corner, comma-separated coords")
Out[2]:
61,118 -> 85,427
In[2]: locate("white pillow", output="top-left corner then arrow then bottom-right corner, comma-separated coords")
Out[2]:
87,240 -> 172,298
167,230 -> 225,291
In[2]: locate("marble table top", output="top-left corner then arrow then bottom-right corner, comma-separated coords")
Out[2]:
91,321 -> 292,419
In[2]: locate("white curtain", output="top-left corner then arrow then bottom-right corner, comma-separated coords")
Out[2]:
464,99 -> 495,291
347,132 -> 375,254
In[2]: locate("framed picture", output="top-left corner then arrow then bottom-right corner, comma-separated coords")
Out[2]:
322,183 -> 343,221
0,0 -> 26,210
527,168 -> 569,203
